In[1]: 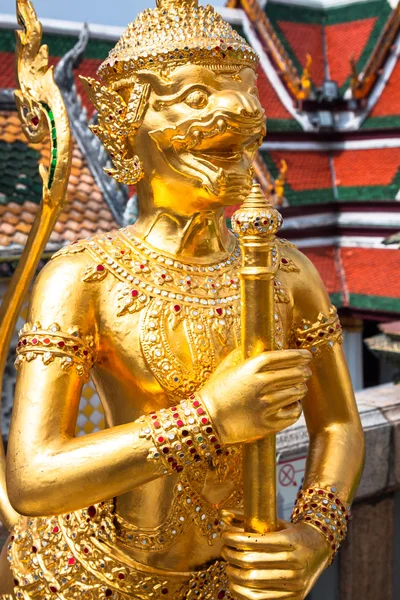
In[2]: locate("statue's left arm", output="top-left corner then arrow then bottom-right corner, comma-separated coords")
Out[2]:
222,248 -> 365,600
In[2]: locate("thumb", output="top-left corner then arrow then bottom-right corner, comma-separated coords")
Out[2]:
221,508 -> 245,530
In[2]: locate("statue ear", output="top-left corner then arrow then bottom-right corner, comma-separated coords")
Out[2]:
79,76 -> 150,185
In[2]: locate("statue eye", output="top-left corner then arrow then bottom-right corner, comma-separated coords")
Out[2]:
184,89 -> 209,109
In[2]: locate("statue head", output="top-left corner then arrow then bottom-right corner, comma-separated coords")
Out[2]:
82,0 -> 266,213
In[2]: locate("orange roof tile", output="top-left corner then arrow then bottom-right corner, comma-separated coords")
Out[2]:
256,66 -> 293,120
269,151 -> 332,191
333,148 -> 400,187
0,110 -> 118,251
341,247 -> 400,298
326,18 -> 377,87
369,58 -> 400,118
276,21 -> 325,87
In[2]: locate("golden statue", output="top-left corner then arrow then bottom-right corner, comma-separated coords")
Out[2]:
0,0 -> 365,598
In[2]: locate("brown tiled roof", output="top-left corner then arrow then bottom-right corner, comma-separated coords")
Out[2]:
0,110 -> 118,252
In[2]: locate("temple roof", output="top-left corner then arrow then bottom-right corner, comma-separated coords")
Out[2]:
1,2 -> 400,317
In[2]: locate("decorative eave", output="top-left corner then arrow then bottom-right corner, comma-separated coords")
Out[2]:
228,0 -> 312,100
351,3 -> 400,99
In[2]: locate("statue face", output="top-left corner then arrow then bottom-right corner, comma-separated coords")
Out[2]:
130,66 -> 266,211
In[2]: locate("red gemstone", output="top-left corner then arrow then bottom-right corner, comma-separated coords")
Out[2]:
154,422 -> 161,428
158,436 -> 165,443
177,420 -> 184,427
193,400 -> 200,408
210,436 -> 217,443
216,308 -> 223,316
176,465 -> 183,472
96,264 -> 105,272
73,345 -> 79,352
171,407 -> 177,411
88,506 -> 96,518
105,590 -> 112,597
50,586 -> 58,593
218,591 -> 226,599
186,440 -> 193,446
83,350 -> 89,356
14,579 -> 19,586
140,264 -> 145,269
84,547 -> 89,554
206,427 -> 213,434
32,338 -> 38,345
216,449 -> 223,455
118,573 -> 125,580
173,413 -> 179,419
167,456 -> 174,463
197,408 -> 205,416
174,305 -> 181,312
53,526 -> 59,533
306,336 -> 314,342
57,341 -> 65,348
215,444 -> 221,450
201,417 -> 208,425
162,447 -> 169,454
161,274 -> 167,279
182,430 -> 189,437
132,289 -> 139,297
190,447 -> 196,454
31,116 -> 39,127
68,557 -> 75,565
43,338 -> 50,345
162,587 -> 169,594
32,546 -> 37,553
281,258 -> 288,264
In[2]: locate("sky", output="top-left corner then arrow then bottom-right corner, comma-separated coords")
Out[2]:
1,0 -> 225,27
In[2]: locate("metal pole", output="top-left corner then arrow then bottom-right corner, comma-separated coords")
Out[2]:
232,182 -> 283,534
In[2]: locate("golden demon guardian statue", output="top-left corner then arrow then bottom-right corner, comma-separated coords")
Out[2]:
0,0 -> 365,598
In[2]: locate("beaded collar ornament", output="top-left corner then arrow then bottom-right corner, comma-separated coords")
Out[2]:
97,0 -> 259,88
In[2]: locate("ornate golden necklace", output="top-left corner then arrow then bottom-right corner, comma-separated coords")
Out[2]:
54,228 -> 287,400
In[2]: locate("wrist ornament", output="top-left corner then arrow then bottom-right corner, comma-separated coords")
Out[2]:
291,484 -> 350,563
139,394 -> 223,474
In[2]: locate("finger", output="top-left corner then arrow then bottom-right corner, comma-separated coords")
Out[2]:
249,350 -> 312,374
222,530 -> 296,552
227,565 -> 303,592
221,508 -> 245,528
260,385 -> 307,412
221,546 -> 301,570
229,582 -> 300,600
258,366 -> 311,391
272,403 -> 303,424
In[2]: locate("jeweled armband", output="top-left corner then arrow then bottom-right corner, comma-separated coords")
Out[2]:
291,484 -> 350,562
292,306 -> 344,357
139,395 -> 223,474
15,321 -> 96,378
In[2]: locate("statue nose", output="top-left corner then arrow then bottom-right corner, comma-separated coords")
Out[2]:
212,90 -> 263,119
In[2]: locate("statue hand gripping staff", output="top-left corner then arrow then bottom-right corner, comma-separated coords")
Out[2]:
0,0 -> 365,598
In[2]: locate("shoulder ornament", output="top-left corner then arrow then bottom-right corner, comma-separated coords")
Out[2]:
291,306 -> 344,357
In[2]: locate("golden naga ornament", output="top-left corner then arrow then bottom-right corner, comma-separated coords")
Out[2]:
0,0 -> 365,598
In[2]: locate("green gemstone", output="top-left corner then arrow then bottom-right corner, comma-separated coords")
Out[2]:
52,127 -> 56,138
48,110 -> 54,120
51,158 -> 57,167
52,148 -> 57,159
53,138 -> 57,148
197,437 -> 203,442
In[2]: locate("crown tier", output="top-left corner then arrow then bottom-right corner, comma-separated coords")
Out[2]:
98,3 -> 258,87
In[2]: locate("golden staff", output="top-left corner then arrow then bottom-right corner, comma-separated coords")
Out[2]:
232,183 -> 283,534
0,0 -> 72,529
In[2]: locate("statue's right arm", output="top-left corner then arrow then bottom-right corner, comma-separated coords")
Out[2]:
6,251 -> 163,517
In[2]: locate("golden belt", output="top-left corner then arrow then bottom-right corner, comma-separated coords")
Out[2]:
7,502 -> 232,599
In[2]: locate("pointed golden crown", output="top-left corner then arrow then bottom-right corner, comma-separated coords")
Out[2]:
98,0 -> 258,87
